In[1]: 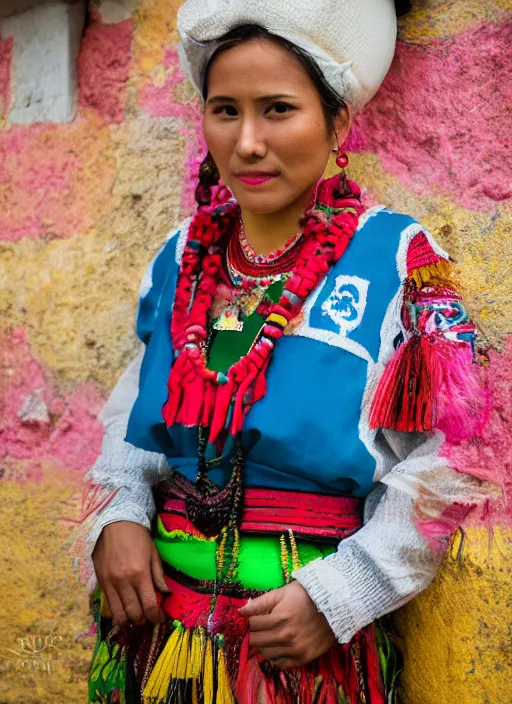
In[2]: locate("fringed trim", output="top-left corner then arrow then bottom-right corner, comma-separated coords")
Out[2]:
61,482 -> 121,589
370,258 -> 483,437
407,258 -> 459,292
142,622 -> 235,704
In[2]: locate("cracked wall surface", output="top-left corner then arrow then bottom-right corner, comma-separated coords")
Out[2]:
0,1 -> 510,702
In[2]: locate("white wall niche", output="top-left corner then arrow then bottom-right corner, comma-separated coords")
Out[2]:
0,0 -> 86,124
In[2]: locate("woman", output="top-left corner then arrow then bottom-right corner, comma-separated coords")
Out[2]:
81,1 -> 490,702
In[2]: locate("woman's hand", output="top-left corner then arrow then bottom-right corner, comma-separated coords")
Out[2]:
92,521 -> 170,629
239,580 -> 336,669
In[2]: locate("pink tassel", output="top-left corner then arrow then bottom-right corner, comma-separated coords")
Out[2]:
435,341 -> 484,441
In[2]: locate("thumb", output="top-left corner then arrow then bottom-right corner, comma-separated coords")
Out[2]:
150,544 -> 171,593
239,589 -> 280,617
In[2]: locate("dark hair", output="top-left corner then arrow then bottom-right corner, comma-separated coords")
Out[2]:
394,0 -> 412,16
201,23 -> 347,129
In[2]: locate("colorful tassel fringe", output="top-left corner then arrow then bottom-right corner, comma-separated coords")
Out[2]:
407,258 -> 458,292
142,621 -> 234,704
369,256 -> 483,437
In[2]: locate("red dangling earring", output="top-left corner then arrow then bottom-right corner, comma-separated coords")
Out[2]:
336,149 -> 349,169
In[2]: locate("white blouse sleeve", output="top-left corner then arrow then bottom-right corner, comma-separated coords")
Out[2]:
81,345 -> 168,586
293,429 -> 491,643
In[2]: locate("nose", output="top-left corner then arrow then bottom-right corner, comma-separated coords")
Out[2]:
235,116 -> 267,161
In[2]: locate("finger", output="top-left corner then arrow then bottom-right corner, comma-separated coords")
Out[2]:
239,590 -> 280,617
103,584 -> 129,628
137,573 -> 165,626
118,583 -> 146,627
250,628 -> 293,649
150,545 -> 171,594
248,613 -> 283,632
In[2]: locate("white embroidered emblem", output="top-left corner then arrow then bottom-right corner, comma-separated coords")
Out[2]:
319,275 -> 369,336
293,274 -> 372,362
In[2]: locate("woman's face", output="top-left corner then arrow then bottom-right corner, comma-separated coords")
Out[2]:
202,38 -> 349,215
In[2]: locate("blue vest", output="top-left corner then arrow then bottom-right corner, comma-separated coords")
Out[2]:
126,208 -> 418,498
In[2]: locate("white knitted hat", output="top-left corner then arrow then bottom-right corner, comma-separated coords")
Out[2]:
177,0 -> 397,113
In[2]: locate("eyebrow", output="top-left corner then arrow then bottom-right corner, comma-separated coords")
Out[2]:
206,93 -> 297,104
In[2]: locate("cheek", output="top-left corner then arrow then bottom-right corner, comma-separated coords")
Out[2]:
203,120 -> 233,169
275,118 -> 331,175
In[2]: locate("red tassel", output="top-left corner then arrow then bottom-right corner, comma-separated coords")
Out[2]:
162,353 -> 188,426
201,381 -> 216,428
231,365 -> 257,436
209,376 -> 237,443
361,625 -> 386,702
235,635 -> 262,704
176,373 -> 205,427
369,334 -> 439,433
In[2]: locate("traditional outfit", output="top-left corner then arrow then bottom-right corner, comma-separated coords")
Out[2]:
78,2 -> 492,703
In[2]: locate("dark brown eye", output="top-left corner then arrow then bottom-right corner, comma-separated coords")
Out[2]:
213,105 -> 238,117
267,102 -> 295,116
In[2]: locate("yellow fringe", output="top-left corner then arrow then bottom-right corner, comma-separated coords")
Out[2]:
288,529 -> 301,571
192,677 -> 199,704
142,621 -> 183,702
225,527 -> 240,582
280,534 -> 291,583
217,645 -> 235,704
174,626 -> 190,679
142,623 -> 233,704
408,259 -> 459,291
216,526 -> 228,576
186,626 -> 203,679
203,638 -> 214,704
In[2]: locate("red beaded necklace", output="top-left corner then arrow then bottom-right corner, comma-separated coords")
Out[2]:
162,172 -> 365,448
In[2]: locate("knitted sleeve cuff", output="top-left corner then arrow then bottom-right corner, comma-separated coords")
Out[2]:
293,526 -> 440,644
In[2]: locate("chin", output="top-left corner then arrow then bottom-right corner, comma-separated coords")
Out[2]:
228,186 -> 295,215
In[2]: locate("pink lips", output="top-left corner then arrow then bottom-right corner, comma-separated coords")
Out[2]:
236,174 -> 277,186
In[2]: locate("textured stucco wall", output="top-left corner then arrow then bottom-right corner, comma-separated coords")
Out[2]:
0,1 -> 510,702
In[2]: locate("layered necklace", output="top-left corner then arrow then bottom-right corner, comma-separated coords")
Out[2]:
162,172 -> 364,446
214,219 -> 302,332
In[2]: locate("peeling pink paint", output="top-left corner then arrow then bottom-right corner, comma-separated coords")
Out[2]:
0,122 -> 115,241
0,125 -> 76,240
355,18 -> 512,210
139,47 -> 192,120
78,12 -> 133,123
442,337 -> 512,524
0,35 -> 13,120
0,327 -> 104,479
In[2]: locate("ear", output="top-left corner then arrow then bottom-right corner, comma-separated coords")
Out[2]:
331,104 -> 351,150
